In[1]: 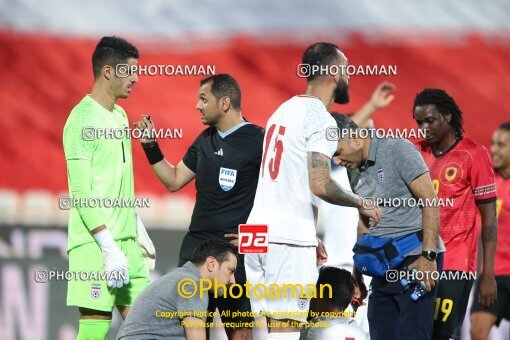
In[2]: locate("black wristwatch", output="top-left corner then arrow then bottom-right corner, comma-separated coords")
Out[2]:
421,250 -> 438,261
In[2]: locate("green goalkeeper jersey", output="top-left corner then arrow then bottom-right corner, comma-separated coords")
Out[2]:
63,95 -> 137,251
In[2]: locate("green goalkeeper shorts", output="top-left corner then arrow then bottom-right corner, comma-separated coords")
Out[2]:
67,238 -> 150,312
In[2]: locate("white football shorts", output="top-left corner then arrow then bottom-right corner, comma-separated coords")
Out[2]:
244,243 -> 318,323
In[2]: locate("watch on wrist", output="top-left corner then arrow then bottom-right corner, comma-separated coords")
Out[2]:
421,250 -> 438,261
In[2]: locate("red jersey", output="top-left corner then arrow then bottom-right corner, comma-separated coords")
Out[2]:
495,173 -> 510,276
417,137 -> 497,272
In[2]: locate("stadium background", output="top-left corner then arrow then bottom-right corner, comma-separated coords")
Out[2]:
0,0 -> 509,339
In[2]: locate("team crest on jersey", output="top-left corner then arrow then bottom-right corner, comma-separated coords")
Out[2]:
440,162 -> 462,185
445,167 -> 457,181
91,284 -> 101,299
219,167 -> 237,191
377,168 -> 385,183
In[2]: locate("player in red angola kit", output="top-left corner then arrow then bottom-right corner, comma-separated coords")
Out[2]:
413,88 -> 498,340
470,122 -> 510,340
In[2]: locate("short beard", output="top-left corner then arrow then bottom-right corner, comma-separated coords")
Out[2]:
334,81 -> 350,104
202,113 -> 220,126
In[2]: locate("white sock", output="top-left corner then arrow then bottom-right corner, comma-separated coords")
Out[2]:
268,332 -> 300,340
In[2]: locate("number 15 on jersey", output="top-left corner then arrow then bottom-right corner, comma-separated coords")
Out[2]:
261,124 -> 286,180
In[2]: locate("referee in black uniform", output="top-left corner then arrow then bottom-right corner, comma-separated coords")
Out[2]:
135,74 -> 264,340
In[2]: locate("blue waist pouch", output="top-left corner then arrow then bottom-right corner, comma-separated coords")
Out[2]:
352,230 -> 423,277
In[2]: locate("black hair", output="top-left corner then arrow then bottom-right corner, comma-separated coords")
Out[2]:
413,88 -> 464,140
317,267 -> 355,311
191,239 -> 238,266
330,112 -> 359,130
499,122 -> 510,132
92,36 -> 139,79
200,74 -> 242,110
302,42 -> 341,81
330,112 -> 359,141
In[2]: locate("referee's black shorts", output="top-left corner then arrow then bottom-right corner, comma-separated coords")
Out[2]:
178,232 -> 253,329
471,275 -> 510,326
432,271 -> 474,340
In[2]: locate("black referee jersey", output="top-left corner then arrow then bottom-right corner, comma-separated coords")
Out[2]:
182,121 -> 264,240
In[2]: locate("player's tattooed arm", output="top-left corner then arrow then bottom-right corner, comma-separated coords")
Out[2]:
307,152 -> 382,225
307,152 -> 359,207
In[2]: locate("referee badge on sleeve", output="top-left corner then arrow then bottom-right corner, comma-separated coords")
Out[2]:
219,167 -> 237,191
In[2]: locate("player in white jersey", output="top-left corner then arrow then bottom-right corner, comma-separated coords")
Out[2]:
245,42 -> 382,340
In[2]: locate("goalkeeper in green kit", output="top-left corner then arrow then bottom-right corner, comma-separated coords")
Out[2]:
62,36 -> 154,340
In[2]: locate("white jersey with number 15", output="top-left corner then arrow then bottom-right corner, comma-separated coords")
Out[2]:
247,95 -> 337,246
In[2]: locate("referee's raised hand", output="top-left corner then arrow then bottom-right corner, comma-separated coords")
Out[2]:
133,115 -> 156,144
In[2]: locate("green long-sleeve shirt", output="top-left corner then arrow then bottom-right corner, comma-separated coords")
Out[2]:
63,95 -> 136,251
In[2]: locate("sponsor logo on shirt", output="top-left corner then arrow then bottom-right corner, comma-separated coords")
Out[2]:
214,148 -> 224,156
219,167 -> 237,191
